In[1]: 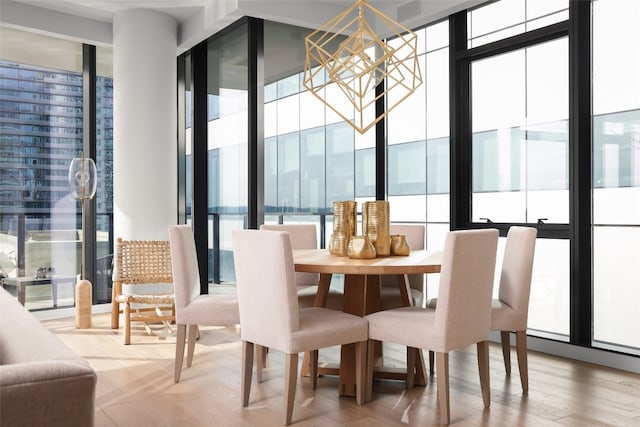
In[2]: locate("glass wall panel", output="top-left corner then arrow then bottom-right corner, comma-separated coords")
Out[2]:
263,20 -> 355,222
95,45 -> 114,304
388,141 -> 426,195
592,0 -> 640,353
326,122 -> 354,203
300,128 -> 326,211
0,27 -> 89,309
355,148 -> 375,198
277,132 -> 300,211
527,238 -> 570,337
468,0 -> 568,48
471,38 -> 568,224
385,20 -> 449,253
207,24 -> 248,283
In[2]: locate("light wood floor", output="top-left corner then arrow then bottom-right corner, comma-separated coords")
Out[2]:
43,313 -> 640,426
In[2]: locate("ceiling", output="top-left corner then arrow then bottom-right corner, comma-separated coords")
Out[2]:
5,0 -> 482,40
1,0 -> 482,82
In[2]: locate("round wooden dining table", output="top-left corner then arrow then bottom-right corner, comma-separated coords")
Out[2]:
293,248 -> 442,397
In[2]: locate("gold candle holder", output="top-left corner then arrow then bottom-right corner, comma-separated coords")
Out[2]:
362,201 -> 390,257
390,234 -> 410,256
347,235 -> 376,259
329,200 -> 357,256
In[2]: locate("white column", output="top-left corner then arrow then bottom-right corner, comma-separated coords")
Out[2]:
113,9 -> 177,240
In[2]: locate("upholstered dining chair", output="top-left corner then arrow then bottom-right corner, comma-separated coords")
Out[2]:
168,225 -> 240,383
111,238 -> 174,345
380,223 -> 426,309
491,226 -> 537,392
365,229 -> 499,425
260,223 -> 343,310
232,229 -> 368,426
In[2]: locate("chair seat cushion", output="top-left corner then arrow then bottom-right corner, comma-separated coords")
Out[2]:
117,293 -> 174,305
380,286 -> 424,310
176,293 -> 239,325
366,307 -> 437,350
490,299 -> 525,331
286,307 -> 368,354
296,285 -> 343,310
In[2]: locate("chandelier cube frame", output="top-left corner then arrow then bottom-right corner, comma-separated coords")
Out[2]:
303,0 -> 423,134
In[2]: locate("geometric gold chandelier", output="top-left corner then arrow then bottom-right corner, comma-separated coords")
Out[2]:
303,0 -> 422,134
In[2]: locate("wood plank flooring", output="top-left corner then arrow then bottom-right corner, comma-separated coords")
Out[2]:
42,313 -> 640,426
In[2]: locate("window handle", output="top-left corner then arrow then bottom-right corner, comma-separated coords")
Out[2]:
537,218 -> 548,225
479,217 -> 493,224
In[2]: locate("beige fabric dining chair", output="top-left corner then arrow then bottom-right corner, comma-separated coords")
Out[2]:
380,223 -> 426,309
365,229 -> 499,425
232,229 -> 368,425
168,225 -> 240,383
260,224 -> 343,310
491,226 -> 537,392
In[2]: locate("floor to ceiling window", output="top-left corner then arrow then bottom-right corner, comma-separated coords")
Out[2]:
471,36 -> 570,337
178,0 -> 639,361
0,27 -> 113,309
207,24 -> 249,283
263,21 -> 357,246
592,0 -> 640,354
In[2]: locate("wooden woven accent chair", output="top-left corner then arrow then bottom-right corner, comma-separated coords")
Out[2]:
111,238 -> 175,345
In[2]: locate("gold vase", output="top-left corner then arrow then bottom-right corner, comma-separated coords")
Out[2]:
390,234 -> 410,256
347,235 -> 377,259
329,200 -> 357,256
362,201 -> 390,257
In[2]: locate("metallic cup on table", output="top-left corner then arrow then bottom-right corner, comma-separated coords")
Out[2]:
362,201 -> 390,257
347,235 -> 377,259
329,200 -> 357,256
390,234 -> 410,256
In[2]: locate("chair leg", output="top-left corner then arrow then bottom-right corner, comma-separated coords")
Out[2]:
174,324 -> 187,383
365,339 -> 376,403
111,282 -> 121,329
406,347 -> 416,389
477,341 -> 490,408
284,353 -> 298,426
355,341 -> 366,405
123,302 -> 131,345
241,341 -> 254,407
500,330 -> 512,375
310,350 -> 318,390
436,352 -> 450,425
186,324 -> 198,367
429,350 -> 435,375
256,345 -> 265,383
515,330 -> 529,393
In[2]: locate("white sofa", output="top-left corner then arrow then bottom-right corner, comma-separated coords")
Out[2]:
0,288 -> 97,427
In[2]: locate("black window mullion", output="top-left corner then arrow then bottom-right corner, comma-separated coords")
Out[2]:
82,43 -> 97,299
375,82 -> 386,201
177,54 -> 187,225
248,18 -> 264,229
449,11 -> 471,231
568,0 -> 593,347
191,41 -> 209,294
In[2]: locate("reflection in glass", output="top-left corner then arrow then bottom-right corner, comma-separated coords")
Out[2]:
207,23 -> 248,283
592,0 -> 640,353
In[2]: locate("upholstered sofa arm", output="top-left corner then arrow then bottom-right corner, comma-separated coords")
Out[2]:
0,288 -> 97,427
